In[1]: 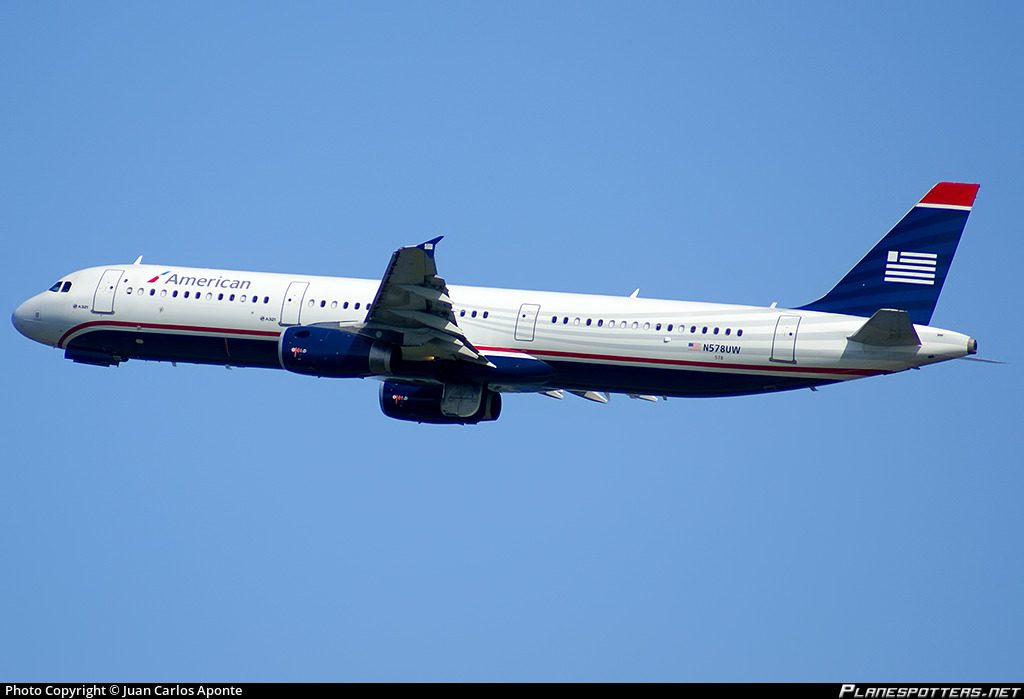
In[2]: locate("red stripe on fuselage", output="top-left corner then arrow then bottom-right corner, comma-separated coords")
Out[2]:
474,345 -> 884,377
59,323 -> 885,378
58,320 -> 281,348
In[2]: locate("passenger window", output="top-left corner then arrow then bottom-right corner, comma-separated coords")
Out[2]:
218,293 -> 224,301
631,322 -> 639,329
551,315 -> 557,323
597,319 -> 603,327
690,326 -> 697,333
173,290 -> 179,298
471,310 -> 478,318
62,282 -> 72,293
573,317 -> 579,325
307,299 -> 314,307
229,294 -> 235,301
643,322 -> 650,330
184,291 -> 190,299
252,295 -> 258,303
331,301 -> 337,309
586,319 -> 592,326
562,317 -> 569,324
702,326 -> 708,334
482,311 -> 489,319
150,289 -> 156,296
320,300 -> 326,308
126,287 -> 133,295
355,302 -> 360,310
737,329 -> 743,337
206,293 -> 213,300
263,296 -> 269,304
160,289 -> 167,297
608,321 -> 616,328
655,323 -> 661,331
344,302 -> 350,309
725,328 -> 731,335
667,324 -> 673,332
713,327 -> 719,335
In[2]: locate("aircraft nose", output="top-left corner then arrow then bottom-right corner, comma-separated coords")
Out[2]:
12,298 -> 39,340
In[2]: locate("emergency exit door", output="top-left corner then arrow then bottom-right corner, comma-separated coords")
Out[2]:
770,315 -> 801,363
514,303 -> 541,341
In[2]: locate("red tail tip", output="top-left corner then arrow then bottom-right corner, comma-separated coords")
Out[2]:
919,182 -> 980,208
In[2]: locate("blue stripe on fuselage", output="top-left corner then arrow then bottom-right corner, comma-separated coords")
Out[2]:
66,328 -> 838,397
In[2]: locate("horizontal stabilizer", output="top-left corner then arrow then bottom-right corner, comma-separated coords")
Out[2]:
848,308 -> 920,347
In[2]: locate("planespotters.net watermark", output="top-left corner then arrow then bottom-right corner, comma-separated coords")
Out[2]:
840,687 -> 1021,699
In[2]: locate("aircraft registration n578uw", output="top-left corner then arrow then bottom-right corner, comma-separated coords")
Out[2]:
13,182 -> 981,424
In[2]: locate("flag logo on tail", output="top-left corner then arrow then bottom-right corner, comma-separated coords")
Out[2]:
884,251 -> 937,286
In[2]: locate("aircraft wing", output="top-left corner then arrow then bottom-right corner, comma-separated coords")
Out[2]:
362,237 -> 493,366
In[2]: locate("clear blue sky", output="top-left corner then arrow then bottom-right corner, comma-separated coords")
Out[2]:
2,1 -> 1021,681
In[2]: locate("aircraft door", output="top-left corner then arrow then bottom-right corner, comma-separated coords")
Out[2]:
770,315 -> 801,363
92,269 -> 124,314
514,303 -> 541,341
280,281 -> 309,326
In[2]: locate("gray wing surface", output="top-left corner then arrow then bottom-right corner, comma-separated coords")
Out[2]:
363,237 -> 493,366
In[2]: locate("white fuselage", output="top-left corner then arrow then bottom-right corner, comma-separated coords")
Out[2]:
13,262 -> 973,398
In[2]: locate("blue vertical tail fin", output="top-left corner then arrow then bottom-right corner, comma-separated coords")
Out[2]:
798,182 -> 979,325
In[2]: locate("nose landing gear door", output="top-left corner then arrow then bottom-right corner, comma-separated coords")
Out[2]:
92,269 -> 125,314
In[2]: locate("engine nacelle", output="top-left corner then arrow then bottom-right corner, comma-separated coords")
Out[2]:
280,325 -> 395,378
380,380 -> 502,424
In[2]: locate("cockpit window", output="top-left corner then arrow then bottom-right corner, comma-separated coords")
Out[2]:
49,281 -> 62,292
61,281 -> 72,293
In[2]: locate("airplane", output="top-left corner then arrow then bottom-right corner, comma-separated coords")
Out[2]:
12,182 -> 981,424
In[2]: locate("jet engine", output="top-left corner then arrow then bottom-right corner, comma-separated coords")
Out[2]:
279,325 -> 395,378
379,380 -> 502,424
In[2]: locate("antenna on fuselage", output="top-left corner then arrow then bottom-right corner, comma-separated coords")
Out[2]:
629,288 -> 640,298
132,255 -> 143,265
